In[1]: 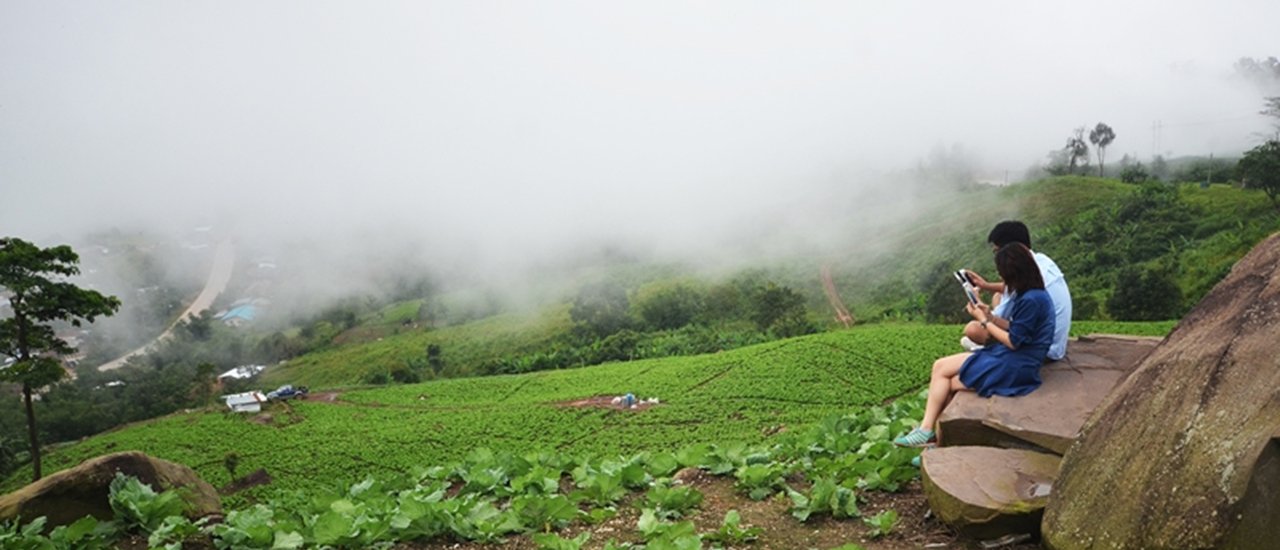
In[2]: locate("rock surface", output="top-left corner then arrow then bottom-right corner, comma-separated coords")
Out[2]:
1043,232 -> 1280,549
921,446 -> 1061,539
0,451 -> 221,527
938,336 -> 1160,454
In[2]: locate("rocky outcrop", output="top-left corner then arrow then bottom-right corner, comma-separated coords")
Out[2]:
1042,232 -> 1280,549
938,336 -> 1159,454
0,451 -> 221,527
921,335 -> 1162,540
921,446 -> 1060,539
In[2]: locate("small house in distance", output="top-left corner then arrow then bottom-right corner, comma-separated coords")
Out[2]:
223,391 -> 267,413
218,365 -> 265,381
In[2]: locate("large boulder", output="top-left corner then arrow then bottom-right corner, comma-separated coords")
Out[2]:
921,446 -> 1061,539
0,451 -> 221,527
938,336 -> 1159,454
1043,232 -> 1280,549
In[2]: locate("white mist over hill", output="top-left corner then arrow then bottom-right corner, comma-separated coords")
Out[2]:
2,1 -> 1277,290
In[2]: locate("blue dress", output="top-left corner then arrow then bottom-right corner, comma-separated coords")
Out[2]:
959,288 -> 1056,397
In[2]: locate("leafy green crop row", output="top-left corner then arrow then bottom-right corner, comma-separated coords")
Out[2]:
4,322 -> 1170,501
5,394 -> 925,549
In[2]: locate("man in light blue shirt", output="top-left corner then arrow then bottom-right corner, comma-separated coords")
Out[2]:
962,221 -> 1072,360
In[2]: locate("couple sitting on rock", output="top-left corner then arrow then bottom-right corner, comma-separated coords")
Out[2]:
895,221 -> 1074,449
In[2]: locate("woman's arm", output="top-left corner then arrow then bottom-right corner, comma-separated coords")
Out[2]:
966,302 -> 1015,349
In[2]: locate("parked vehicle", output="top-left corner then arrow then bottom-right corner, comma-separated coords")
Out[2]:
266,384 -> 308,401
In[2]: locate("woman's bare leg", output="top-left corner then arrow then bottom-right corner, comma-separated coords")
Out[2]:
920,352 -> 972,430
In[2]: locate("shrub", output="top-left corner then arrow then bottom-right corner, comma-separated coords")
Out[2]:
749,283 -> 806,332
634,283 -> 705,331
570,282 -> 631,338
1107,266 -> 1183,321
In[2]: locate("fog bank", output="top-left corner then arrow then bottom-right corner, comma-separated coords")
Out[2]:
3,1 -> 1277,284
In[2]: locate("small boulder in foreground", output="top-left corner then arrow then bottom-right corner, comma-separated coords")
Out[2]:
0,451 -> 221,527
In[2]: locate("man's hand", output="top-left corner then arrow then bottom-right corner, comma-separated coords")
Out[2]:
965,270 -> 999,293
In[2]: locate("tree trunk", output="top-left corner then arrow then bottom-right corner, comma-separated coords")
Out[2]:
22,382 -> 41,481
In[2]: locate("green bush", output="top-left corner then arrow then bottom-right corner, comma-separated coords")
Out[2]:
569,282 -> 631,338
634,283 -> 705,331
1108,266 -> 1183,321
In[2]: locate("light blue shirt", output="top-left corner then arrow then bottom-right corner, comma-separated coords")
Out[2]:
992,251 -> 1072,360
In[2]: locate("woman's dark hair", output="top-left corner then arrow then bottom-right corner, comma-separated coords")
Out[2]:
995,242 -> 1045,294
987,220 -> 1031,248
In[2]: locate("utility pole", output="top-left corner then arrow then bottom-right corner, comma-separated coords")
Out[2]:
1157,119 -> 1167,159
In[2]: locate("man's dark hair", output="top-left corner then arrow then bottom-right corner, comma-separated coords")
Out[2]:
987,220 -> 1031,248
995,242 -> 1045,295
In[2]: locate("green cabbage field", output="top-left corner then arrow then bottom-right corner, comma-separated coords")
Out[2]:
7,321 -> 1171,504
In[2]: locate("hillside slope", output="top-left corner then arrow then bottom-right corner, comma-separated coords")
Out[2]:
4,321 -> 1171,503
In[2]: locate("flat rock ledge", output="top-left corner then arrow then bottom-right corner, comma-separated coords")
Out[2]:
937,335 -> 1159,454
921,446 -> 1061,540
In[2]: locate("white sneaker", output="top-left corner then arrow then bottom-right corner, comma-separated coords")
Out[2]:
960,336 -> 983,352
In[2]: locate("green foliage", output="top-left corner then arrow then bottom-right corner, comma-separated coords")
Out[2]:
733,462 -> 789,500
701,510 -> 762,547
643,484 -> 704,519
786,478 -> 860,522
107,472 -> 188,534
533,531 -> 592,550
1107,266 -> 1183,321
8,322 -> 1176,503
636,509 -> 700,547
1120,162 -> 1149,184
635,282 -> 705,330
0,515 -> 118,550
0,237 -> 121,479
749,282 -> 815,337
207,504 -> 299,550
513,494 -> 580,532
1171,157 -> 1236,185
1088,122 -> 1116,177
570,459 -> 633,506
1238,140 -> 1280,209
571,281 -> 632,338
862,509 -> 898,538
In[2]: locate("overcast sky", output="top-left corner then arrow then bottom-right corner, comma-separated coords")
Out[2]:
3,1 -> 1278,270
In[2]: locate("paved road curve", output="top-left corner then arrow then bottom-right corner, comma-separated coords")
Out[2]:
97,238 -> 235,371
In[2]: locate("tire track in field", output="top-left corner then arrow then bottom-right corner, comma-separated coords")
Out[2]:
495,374 -> 538,403
686,362 -> 739,393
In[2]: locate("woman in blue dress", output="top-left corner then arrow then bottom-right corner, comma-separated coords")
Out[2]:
894,242 -> 1056,447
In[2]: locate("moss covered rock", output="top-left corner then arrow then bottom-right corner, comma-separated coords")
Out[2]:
1043,231 -> 1280,549
0,451 -> 220,527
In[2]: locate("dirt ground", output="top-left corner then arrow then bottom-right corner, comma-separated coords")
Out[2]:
397,472 -> 1039,550
555,395 -> 662,411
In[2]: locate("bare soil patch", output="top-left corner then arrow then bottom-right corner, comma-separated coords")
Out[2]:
554,395 -> 662,411
218,468 -> 273,495
303,391 -> 344,403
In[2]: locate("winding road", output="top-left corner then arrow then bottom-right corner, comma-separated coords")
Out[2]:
97,238 -> 236,371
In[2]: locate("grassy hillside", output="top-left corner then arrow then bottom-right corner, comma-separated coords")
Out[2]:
834,177 -> 1280,322
5,321 -> 1170,503
261,305 -> 574,388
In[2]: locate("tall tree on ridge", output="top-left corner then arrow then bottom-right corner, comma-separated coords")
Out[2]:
1089,123 -> 1116,177
0,237 -> 120,481
1065,127 -> 1090,175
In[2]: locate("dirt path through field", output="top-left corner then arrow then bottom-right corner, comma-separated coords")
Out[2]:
97,238 -> 236,371
821,264 -> 855,328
